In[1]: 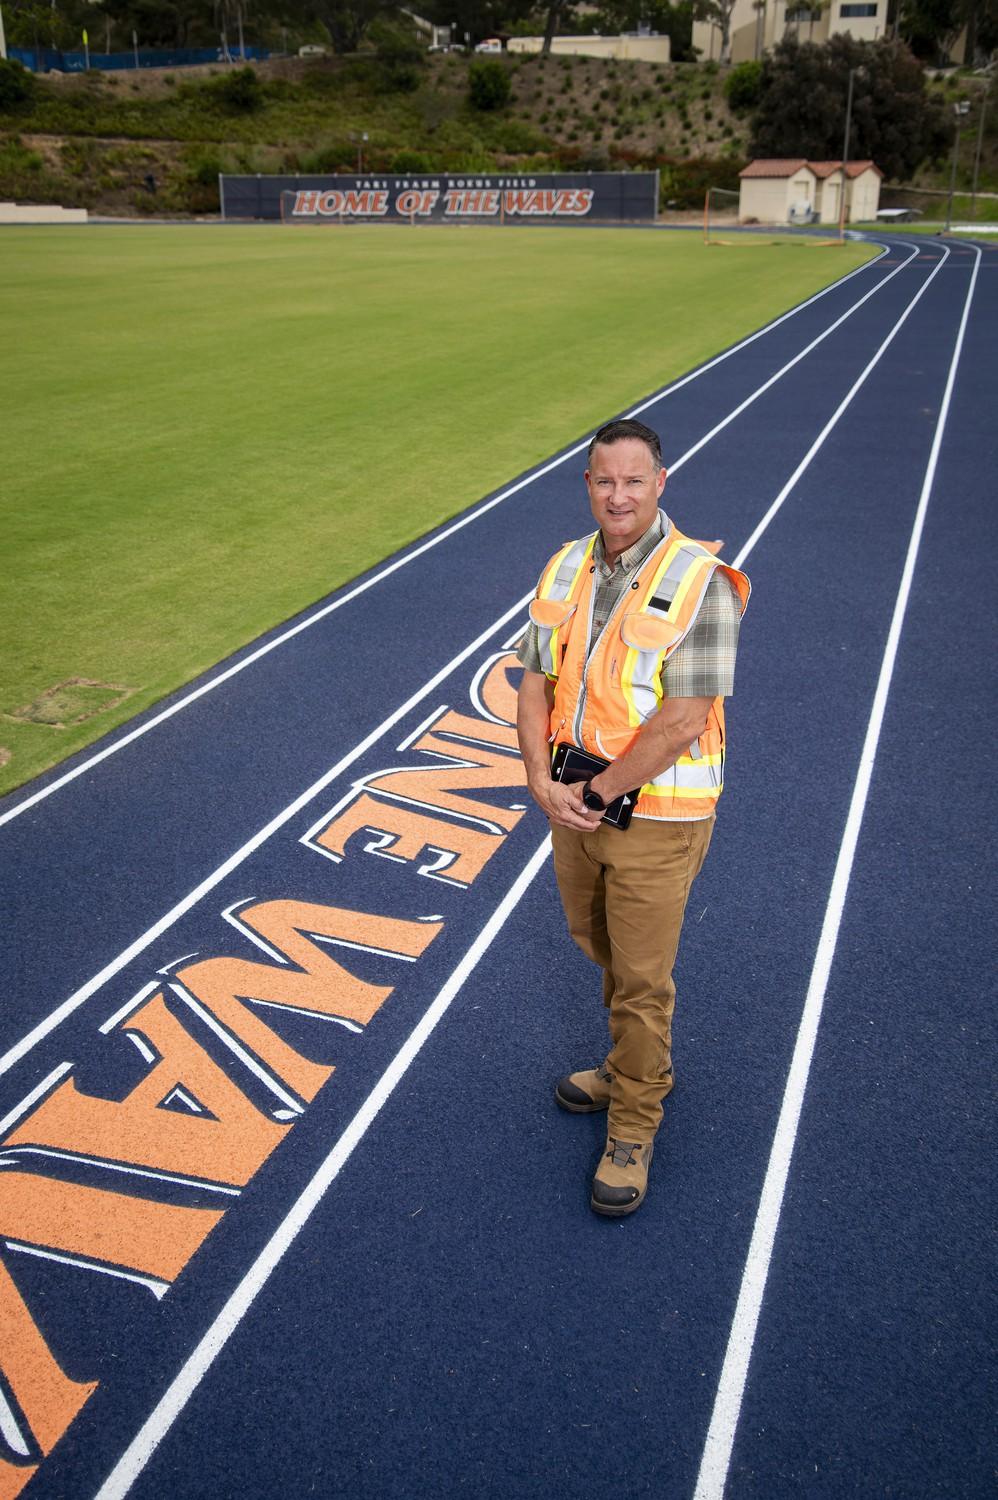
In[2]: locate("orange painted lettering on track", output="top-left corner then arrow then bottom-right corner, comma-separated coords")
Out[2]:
0,1172 -> 222,1282
365,712 -> 527,833
178,900 -> 443,1103
475,652 -> 520,726
0,645 -> 527,1491
316,793 -> 503,886
6,994 -> 289,1185
0,1263 -> 98,1500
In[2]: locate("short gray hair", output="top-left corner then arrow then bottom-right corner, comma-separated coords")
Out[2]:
587,418 -> 663,470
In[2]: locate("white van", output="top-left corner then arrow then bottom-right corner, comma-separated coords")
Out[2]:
474,38 -> 502,53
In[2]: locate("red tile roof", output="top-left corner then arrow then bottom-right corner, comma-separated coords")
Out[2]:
740,158 -> 883,180
739,159 -> 810,178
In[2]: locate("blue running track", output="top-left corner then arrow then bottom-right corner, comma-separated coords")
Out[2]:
1,233 -> 994,1500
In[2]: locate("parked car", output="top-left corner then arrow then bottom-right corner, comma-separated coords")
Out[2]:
298,43 -> 328,57
474,37 -> 502,52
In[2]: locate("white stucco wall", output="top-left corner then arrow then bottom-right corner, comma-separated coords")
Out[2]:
847,170 -> 881,220
693,0 -> 886,59
508,34 -> 671,62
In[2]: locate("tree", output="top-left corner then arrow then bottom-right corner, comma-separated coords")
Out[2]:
577,0 -> 695,60
300,0 -> 398,54
900,0 -> 998,64
692,0 -> 738,62
418,0 -> 534,47
899,0 -> 963,61
541,0 -> 566,53
748,36 -> 949,181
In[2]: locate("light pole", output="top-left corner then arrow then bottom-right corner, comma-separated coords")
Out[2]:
970,86 -> 989,219
944,99 -> 970,233
837,66 -> 856,242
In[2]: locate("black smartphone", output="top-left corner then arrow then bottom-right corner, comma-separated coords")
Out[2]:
550,744 -> 639,830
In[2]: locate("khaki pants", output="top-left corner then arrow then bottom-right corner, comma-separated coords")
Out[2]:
551,815 -> 714,1143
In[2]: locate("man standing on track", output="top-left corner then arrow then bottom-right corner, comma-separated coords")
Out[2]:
516,418 -> 750,1217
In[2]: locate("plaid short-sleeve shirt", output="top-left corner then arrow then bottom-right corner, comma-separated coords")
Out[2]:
516,510 -> 741,698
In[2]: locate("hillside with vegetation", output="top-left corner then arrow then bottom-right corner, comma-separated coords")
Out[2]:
0,47 -> 757,215
0,16 -> 995,219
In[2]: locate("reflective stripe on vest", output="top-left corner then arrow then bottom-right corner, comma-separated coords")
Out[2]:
529,523 -> 750,821
528,533 -> 596,678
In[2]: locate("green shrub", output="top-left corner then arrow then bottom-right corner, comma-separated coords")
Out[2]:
214,66 -> 263,113
188,150 -> 224,187
492,117 -> 548,152
468,59 -> 511,111
0,58 -> 36,112
658,154 -> 745,209
391,148 -> 431,171
724,59 -> 763,114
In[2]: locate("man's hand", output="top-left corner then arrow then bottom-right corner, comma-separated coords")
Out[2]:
530,774 -> 604,831
517,669 -> 603,831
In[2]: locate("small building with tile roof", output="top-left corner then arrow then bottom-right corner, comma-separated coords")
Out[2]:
738,159 -> 882,225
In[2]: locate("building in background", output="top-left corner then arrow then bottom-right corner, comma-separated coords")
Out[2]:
738,158 -> 882,222
693,0 -> 888,65
507,33 -> 671,63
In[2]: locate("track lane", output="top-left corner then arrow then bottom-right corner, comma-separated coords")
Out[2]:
71,239 -> 985,1495
719,239 -> 995,1499
0,243 -> 907,1050
0,241 -> 936,1064
1,235 -> 988,1500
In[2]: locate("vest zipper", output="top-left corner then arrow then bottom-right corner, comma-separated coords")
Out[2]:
573,534 -> 674,749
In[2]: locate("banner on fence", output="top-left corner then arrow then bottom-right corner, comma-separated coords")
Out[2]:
220,172 -> 659,225
10,44 -> 269,72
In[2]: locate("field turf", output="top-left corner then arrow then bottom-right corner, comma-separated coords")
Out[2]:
0,223 -> 874,795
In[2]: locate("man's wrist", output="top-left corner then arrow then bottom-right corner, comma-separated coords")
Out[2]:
582,778 -> 608,812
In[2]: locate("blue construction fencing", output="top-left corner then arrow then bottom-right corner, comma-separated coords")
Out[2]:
9,45 -> 269,73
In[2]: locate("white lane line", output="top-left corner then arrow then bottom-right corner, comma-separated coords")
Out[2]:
0,245 -> 928,1089
693,244 -> 982,1500
0,247 -> 886,831
91,833 -> 553,1500
732,242 -> 952,569
85,227 -> 910,1498
0,1062 -> 73,1137
0,593 -> 532,1083
662,243 -> 921,474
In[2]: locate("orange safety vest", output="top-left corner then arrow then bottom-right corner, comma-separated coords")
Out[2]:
528,521 -> 750,821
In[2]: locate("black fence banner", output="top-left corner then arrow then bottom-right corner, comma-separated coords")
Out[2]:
220,172 -> 659,225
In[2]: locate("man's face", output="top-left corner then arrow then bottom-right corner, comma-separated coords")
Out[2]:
585,438 -> 666,557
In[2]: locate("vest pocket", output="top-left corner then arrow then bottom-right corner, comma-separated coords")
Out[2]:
529,599 -> 577,630
619,610 -> 681,652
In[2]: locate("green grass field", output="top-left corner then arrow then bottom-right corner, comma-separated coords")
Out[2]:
0,223 -> 876,797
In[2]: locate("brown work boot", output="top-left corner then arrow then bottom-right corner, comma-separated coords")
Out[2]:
591,1136 -> 654,1217
555,1063 -> 613,1113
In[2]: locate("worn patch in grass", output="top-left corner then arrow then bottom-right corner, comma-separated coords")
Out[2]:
8,678 -> 133,729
